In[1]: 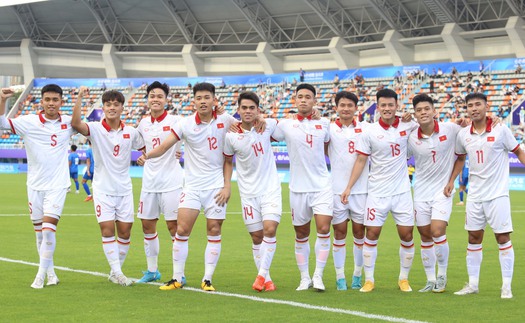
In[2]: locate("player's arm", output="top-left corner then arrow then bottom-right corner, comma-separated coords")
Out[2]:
71,86 -> 90,136
444,154 -> 466,197
0,88 -> 15,129
215,155 -> 233,207
513,146 -> 525,166
86,157 -> 91,176
341,153 -> 368,204
137,131 -> 180,165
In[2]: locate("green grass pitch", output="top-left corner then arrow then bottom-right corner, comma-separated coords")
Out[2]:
0,173 -> 524,322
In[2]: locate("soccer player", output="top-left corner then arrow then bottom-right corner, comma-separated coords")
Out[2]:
0,85 -> 74,289
223,91 -> 281,292
271,83 -> 332,291
408,93 -> 461,293
135,81 -> 185,284
444,92 -> 525,299
72,86 -> 145,287
82,140 -> 94,202
456,157 -> 469,206
327,91 -> 368,291
138,82 -> 238,291
341,88 -> 418,293
68,144 -> 80,194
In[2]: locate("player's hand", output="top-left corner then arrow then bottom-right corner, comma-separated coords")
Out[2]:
254,116 -> 266,134
340,188 -> 351,204
78,86 -> 90,99
0,88 -> 15,101
87,170 -> 91,176
137,152 -> 147,166
443,182 -> 454,197
229,122 -> 241,133
175,150 -> 182,159
456,117 -> 469,127
214,187 -> 231,206
491,115 -> 502,127
401,112 -> 412,123
216,104 -> 225,115
311,108 -> 321,120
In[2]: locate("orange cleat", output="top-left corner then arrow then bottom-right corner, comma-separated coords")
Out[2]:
84,196 -> 93,202
252,275 -> 265,292
264,280 -> 276,292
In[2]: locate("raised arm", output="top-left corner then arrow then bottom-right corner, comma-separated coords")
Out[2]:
0,88 -> 15,116
341,153 -> 368,204
72,86 -> 90,136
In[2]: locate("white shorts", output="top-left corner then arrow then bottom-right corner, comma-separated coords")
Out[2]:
365,191 -> 414,227
332,194 -> 366,225
137,188 -> 182,221
414,190 -> 454,227
241,187 -> 282,232
93,192 -> 134,224
179,188 -> 227,220
27,187 -> 68,221
465,196 -> 513,233
290,187 -> 333,226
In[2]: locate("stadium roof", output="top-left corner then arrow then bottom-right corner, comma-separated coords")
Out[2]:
0,0 -> 523,52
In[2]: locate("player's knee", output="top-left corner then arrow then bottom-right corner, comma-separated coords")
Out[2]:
495,233 -> 511,244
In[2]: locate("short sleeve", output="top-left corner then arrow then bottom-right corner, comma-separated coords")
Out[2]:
271,119 -> 286,141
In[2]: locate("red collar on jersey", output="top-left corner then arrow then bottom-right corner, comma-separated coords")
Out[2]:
101,119 -> 125,132
297,113 -> 313,121
470,117 -> 493,134
335,118 -> 356,128
195,110 -> 217,125
417,120 -> 440,139
378,116 -> 400,130
38,111 -> 62,123
151,110 -> 167,123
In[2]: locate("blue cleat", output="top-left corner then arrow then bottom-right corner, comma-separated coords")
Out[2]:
351,275 -> 362,290
181,276 -> 186,286
136,270 -> 161,283
336,278 -> 347,291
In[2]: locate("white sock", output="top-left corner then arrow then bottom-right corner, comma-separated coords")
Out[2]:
363,238 -> 378,282
252,243 -> 261,271
144,232 -> 159,272
353,237 -> 364,277
420,241 -> 436,282
203,235 -> 221,282
499,241 -> 514,289
295,236 -> 310,279
259,236 -> 277,281
117,237 -> 130,268
34,223 -> 43,255
173,234 -> 189,281
313,233 -> 330,277
466,243 -> 482,289
102,236 -> 121,275
433,235 -> 449,277
332,238 -> 346,280
37,223 -> 56,278
399,240 -> 414,280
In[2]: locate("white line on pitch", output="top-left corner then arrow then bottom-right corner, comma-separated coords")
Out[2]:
0,256 -> 427,323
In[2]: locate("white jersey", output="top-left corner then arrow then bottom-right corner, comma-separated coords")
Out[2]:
328,119 -> 369,195
137,111 -> 183,192
87,120 -> 145,196
172,112 -> 236,190
272,116 -> 331,192
356,117 -> 418,197
0,113 -> 74,191
455,118 -> 519,202
223,119 -> 280,198
408,121 -> 461,201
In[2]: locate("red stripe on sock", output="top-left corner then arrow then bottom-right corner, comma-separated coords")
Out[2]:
42,227 -> 56,232
420,244 -> 434,249
34,229 -> 42,232
400,243 -> 414,249
295,239 -> 309,243
333,243 -> 345,247
467,247 -> 482,252
208,239 -> 221,243
499,245 -> 513,251
117,240 -> 131,245
102,240 -> 116,244
144,234 -> 158,241
317,235 -> 330,239
263,239 -> 277,244
434,239 -> 447,245
354,242 -> 364,247
364,241 -> 377,247
175,237 -> 188,242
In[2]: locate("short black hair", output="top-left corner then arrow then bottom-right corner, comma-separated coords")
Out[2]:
237,91 -> 260,107
465,92 -> 487,104
296,83 -> 316,96
71,144 -> 77,151
147,81 -> 169,97
376,88 -> 397,101
193,82 -> 215,96
335,91 -> 358,106
101,90 -> 125,104
41,84 -> 63,97
412,93 -> 434,107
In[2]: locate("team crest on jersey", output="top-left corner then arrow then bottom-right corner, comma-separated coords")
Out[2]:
466,138 -> 472,142
217,123 -> 224,129
377,135 -> 384,139
399,131 -> 407,136
439,135 -> 447,142
355,128 -> 362,133
315,125 -> 322,130
163,126 -> 170,131
61,124 -> 67,129
487,136 -> 495,142
293,124 -> 299,128
237,136 -> 244,140
194,127 -> 200,132
416,141 -> 422,145
123,134 -> 130,139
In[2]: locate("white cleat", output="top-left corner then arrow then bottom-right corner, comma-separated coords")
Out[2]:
31,276 -> 45,289
312,274 -> 325,291
108,272 -> 133,286
46,273 -> 60,286
501,288 -> 513,299
296,277 -> 312,291
454,283 -> 479,295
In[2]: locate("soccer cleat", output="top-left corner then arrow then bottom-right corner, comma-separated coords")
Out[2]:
433,275 -> 447,293
296,277 -> 312,291
136,270 -> 161,283
418,281 -> 435,293
46,273 -> 60,286
398,279 -> 412,292
31,276 -> 45,289
181,276 -> 187,286
312,274 -> 325,291
84,196 -> 93,202
201,280 -> 215,291
351,275 -> 362,290
264,281 -> 276,292
501,288 -> 513,299
336,278 -> 347,291
454,283 -> 479,295
108,273 -> 133,286
159,279 -> 182,290
252,275 -> 265,292
360,280 -> 375,293
456,201 -> 464,206
75,190 -> 79,194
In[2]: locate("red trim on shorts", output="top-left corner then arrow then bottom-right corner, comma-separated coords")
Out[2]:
223,153 -> 234,157
499,245 -> 513,251
467,247 -> 482,252
420,244 -> 434,249
400,243 -> 414,249
145,234 -> 158,241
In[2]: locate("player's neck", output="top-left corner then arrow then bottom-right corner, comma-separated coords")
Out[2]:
44,113 -> 60,120
419,122 -> 434,136
150,109 -> 164,118
472,119 -> 487,133
105,118 -> 122,130
240,121 -> 254,131
197,111 -> 213,123
339,117 -> 354,127
380,116 -> 396,125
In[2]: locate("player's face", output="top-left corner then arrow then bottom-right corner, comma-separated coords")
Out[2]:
237,99 -> 259,124
414,101 -> 436,126
102,100 -> 124,121
147,88 -> 167,114
295,89 -> 316,115
193,90 -> 216,115
41,91 -> 63,120
335,97 -> 357,122
377,97 -> 398,122
466,97 -> 489,123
